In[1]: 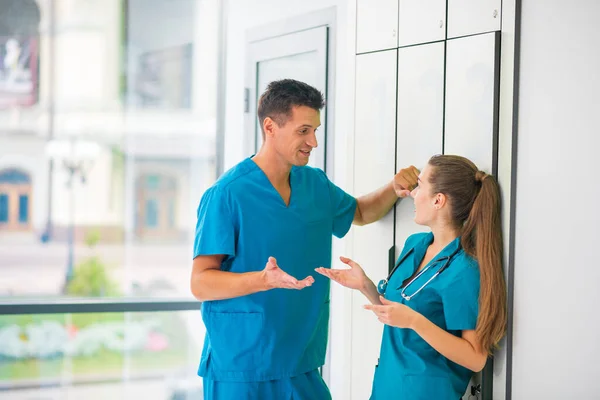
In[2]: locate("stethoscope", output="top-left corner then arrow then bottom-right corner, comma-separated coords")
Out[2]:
377,245 -> 462,301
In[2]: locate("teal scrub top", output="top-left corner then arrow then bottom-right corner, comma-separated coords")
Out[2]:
193,157 -> 357,382
371,232 -> 481,400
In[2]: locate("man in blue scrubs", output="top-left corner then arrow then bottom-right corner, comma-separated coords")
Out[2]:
191,79 -> 419,400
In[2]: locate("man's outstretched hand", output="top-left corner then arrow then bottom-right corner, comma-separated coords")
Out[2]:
261,257 -> 314,290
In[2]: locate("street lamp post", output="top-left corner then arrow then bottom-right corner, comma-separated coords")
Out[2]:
46,139 -> 101,290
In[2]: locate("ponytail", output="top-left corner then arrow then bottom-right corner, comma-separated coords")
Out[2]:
428,155 -> 508,353
461,172 -> 507,354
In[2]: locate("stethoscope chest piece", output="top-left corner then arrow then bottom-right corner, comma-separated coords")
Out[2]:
377,279 -> 388,295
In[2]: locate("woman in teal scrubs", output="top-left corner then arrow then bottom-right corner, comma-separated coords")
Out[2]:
317,155 -> 507,399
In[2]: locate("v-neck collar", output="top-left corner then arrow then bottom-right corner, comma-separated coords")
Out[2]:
246,157 -> 295,208
412,232 -> 462,272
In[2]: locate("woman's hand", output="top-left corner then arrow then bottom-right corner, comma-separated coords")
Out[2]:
315,256 -> 368,291
364,296 -> 421,329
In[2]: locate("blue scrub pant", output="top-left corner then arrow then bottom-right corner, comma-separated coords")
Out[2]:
202,369 -> 331,400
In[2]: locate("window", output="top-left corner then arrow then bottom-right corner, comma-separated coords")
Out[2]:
145,198 -> 159,227
0,310 -> 204,397
136,173 -> 179,239
0,169 -> 31,229
18,194 -> 28,223
0,0 -> 223,397
0,0 -> 220,298
0,193 -> 8,223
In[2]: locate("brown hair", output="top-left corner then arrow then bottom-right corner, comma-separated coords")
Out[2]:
428,154 -> 507,354
257,79 -> 325,139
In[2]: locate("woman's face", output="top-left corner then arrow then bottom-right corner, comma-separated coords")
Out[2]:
410,164 -> 437,226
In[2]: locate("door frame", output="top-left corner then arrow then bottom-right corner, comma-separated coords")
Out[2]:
135,173 -> 179,240
246,26 -> 329,170
244,7 -> 337,175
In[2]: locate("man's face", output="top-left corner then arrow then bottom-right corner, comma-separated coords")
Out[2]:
264,106 -> 321,167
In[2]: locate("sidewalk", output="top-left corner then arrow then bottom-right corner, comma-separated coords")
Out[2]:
0,242 -> 193,297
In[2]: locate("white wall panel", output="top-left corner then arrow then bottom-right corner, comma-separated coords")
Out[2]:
447,0 -> 501,38
493,0 -> 518,395
398,0 -> 446,47
512,1 -> 600,398
444,31 -> 500,399
444,32 -> 499,174
395,42 -> 444,257
356,0 -> 398,53
352,49 -> 397,400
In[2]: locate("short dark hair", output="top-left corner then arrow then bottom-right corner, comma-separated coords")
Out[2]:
257,79 -> 325,137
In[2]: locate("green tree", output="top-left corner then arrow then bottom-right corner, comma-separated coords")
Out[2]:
66,230 -> 121,297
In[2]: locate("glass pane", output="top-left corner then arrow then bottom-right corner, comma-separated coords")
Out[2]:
0,311 -> 204,399
18,194 -> 28,223
134,44 -> 193,109
145,198 -> 159,228
0,36 -> 37,109
0,194 -> 7,223
255,51 -> 320,151
0,0 -> 220,300
146,175 -> 160,190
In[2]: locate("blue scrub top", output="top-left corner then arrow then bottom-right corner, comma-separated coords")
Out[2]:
193,157 -> 357,382
371,232 -> 481,400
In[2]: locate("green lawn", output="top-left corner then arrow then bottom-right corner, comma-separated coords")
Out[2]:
0,312 -> 123,327
0,348 -> 189,381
